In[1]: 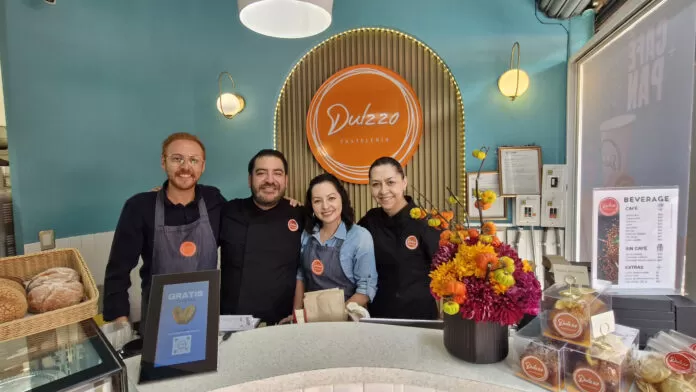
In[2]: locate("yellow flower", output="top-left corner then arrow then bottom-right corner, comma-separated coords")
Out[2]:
491,279 -> 509,295
472,150 -> 486,160
429,262 -> 458,297
410,208 -> 422,219
479,235 -> 493,244
481,190 -> 497,204
448,195 -> 459,205
428,218 -> 441,227
522,260 -> 533,273
500,256 -> 515,273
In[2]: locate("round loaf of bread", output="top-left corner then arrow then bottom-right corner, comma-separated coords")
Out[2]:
26,267 -> 80,292
0,278 -> 28,322
27,280 -> 84,313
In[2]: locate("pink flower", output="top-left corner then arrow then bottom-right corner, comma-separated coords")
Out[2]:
432,242 -> 458,270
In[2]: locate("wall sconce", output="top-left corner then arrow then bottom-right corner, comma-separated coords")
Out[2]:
217,72 -> 245,119
498,42 -> 530,101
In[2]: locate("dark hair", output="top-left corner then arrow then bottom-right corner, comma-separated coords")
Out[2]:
368,156 -> 405,179
247,149 -> 288,175
304,173 -> 354,233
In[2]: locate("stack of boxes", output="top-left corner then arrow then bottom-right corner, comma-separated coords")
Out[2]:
512,281 -> 639,392
612,295 -> 696,348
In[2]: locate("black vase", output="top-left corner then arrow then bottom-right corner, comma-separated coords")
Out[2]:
443,313 -> 509,364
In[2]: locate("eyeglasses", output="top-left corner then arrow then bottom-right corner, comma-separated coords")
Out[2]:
165,154 -> 204,167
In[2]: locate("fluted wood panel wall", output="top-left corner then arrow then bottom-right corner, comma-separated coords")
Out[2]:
274,28 -> 465,219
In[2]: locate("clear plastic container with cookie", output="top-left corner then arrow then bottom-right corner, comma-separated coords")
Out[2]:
563,323 -> 638,392
634,331 -> 696,391
540,276 -> 612,348
511,317 -> 567,391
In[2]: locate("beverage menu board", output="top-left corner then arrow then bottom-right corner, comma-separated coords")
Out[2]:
592,187 -> 679,292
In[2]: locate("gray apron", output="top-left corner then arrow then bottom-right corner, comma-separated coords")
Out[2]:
140,190 -> 218,332
303,237 -> 355,301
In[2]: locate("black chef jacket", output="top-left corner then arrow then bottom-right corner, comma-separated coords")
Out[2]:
103,181 -> 225,322
219,197 -> 304,324
358,196 -> 440,319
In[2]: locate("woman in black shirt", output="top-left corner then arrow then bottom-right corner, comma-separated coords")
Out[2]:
358,157 -> 440,320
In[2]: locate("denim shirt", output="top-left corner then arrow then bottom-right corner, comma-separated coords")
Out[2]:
297,221 -> 378,301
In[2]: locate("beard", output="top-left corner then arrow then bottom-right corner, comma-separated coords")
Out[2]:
168,168 -> 198,191
251,183 -> 285,207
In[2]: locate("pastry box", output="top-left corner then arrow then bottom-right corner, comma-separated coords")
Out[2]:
0,248 -> 98,341
540,278 -> 612,347
512,317 -> 567,391
563,323 -> 639,392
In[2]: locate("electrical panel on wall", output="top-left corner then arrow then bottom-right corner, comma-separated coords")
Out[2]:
514,195 -> 541,226
540,164 -> 567,228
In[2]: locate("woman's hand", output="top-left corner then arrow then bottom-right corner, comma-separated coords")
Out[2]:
278,314 -> 294,325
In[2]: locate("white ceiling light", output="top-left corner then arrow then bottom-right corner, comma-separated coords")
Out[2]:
238,0 -> 333,39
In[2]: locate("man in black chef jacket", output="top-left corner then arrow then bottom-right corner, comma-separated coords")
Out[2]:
103,132 -> 225,331
219,149 -> 303,325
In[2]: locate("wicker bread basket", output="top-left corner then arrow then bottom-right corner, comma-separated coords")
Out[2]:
0,248 -> 99,342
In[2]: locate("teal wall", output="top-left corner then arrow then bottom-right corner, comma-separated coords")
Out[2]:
0,0 -> 593,250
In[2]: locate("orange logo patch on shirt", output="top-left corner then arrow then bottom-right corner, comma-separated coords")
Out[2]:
288,219 -> 299,232
311,259 -> 324,275
179,241 -> 197,257
405,235 -> 418,250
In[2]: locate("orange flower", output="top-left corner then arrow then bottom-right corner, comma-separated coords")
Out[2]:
440,230 -> 452,240
440,220 -> 450,230
482,222 -> 497,235
475,200 -> 492,210
467,228 -> 479,240
440,211 -> 454,221
491,236 -> 502,247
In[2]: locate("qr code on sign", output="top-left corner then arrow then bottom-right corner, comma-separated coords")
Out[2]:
172,335 -> 192,356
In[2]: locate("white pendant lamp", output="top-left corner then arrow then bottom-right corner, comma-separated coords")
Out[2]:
238,0 -> 333,39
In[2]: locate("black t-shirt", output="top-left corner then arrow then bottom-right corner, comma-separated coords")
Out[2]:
358,196 -> 440,319
219,197 -> 305,323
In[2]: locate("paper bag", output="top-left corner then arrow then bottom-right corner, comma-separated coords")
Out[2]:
303,288 -> 346,322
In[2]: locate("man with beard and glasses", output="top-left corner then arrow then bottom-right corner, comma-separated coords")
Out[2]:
219,149 -> 304,325
103,132 -> 225,334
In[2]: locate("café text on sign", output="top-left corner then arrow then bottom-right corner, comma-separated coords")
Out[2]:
306,64 -> 423,184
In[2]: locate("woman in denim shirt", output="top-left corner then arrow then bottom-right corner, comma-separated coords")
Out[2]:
292,173 -> 378,309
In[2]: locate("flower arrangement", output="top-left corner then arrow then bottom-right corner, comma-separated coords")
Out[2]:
410,146 -> 542,326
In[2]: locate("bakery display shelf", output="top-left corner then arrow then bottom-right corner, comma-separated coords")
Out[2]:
0,248 -> 99,342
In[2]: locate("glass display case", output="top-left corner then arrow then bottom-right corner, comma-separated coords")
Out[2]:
0,318 -> 129,392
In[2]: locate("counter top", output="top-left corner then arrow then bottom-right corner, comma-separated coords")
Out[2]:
124,322 -> 544,392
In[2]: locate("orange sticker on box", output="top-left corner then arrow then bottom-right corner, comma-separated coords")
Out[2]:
311,259 -> 324,276
306,64 -> 423,184
405,235 -> 419,250
179,241 -> 197,257
572,367 -> 605,392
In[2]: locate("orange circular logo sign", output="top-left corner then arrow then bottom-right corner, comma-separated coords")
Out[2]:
306,64 -> 423,184
311,259 -> 324,276
572,367 -> 605,392
521,355 -> 548,382
179,241 -> 197,257
288,219 -> 299,232
553,312 -> 583,339
405,235 -> 419,250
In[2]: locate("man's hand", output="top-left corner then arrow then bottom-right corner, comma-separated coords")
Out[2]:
278,314 -> 294,325
284,196 -> 301,207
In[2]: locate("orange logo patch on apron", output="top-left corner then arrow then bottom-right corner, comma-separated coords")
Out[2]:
405,235 -> 419,250
179,241 -> 197,257
288,219 -> 299,232
311,259 -> 324,276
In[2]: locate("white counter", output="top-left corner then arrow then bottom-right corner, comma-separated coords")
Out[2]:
124,322 -> 544,392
